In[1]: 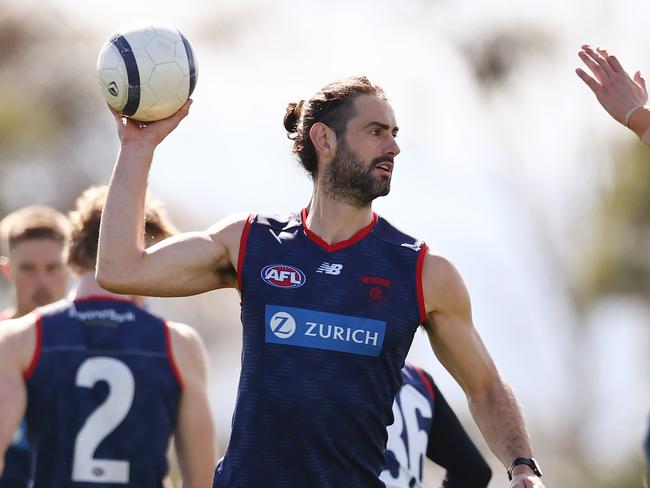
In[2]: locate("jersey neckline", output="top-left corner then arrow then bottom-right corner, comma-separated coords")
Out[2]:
301,207 -> 378,252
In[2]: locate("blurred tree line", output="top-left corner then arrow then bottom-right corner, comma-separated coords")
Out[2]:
462,25 -> 649,487
0,2 -> 114,303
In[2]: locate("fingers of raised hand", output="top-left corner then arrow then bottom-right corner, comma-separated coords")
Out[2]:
594,47 -> 645,93
580,45 -> 611,80
575,67 -> 601,93
598,50 -> 625,74
634,71 -> 648,92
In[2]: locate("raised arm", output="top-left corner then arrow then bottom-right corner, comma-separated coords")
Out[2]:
167,321 -> 216,488
576,44 -> 650,146
0,317 -> 35,476
421,253 -> 543,488
96,102 -> 244,297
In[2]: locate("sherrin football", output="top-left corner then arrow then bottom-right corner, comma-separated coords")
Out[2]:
97,22 -> 197,122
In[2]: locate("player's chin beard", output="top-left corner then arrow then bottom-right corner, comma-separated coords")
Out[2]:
322,139 -> 391,208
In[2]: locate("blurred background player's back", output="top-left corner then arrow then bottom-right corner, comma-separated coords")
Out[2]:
381,363 -> 492,488
0,205 -> 71,487
0,187 -> 216,487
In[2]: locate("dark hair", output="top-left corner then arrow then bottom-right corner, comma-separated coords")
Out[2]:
0,206 -> 70,257
283,76 -> 386,178
67,185 -> 178,274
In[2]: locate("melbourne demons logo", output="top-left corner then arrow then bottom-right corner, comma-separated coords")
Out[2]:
261,264 -> 307,289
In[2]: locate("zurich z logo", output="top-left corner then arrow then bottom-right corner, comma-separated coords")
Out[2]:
261,264 -> 306,289
269,312 -> 297,338
316,262 -> 343,275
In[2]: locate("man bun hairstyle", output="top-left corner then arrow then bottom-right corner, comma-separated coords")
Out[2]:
284,76 -> 386,178
68,185 -> 178,274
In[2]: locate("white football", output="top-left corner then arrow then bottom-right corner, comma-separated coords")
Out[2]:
97,22 -> 198,122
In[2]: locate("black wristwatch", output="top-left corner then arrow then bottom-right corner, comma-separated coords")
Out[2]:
507,457 -> 543,480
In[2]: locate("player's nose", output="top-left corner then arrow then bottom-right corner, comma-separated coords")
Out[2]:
385,136 -> 400,158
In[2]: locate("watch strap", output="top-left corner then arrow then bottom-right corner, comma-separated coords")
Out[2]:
507,457 -> 542,480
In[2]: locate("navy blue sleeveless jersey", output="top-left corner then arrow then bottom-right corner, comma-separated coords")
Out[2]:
1,315 -> 31,488
380,364 -> 436,488
24,297 -> 182,487
0,421 -> 30,488
213,209 -> 428,488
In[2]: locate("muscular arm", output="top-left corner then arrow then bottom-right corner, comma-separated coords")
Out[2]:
576,44 -> 650,146
0,317 -> 35,475
167,322 -> 216,488
425,380 -> 492,488
421,253 -> 543,487
96,102 -> 243,297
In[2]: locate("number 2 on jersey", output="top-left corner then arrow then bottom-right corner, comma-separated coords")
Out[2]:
72,357 -> 135,483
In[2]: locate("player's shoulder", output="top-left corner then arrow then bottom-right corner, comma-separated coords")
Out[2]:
403,362 -> 435,386
207,212 -> 251,237
167,320 -> 202,342
0,312 -> 38,369
0,313 -> 35,337
421,251 -> 470,314
166,321 -> 206,358
208,212 -> 302,238
402,363 -> 436,399
35,298 -> 74,319
422,251 -> 458,276
421,251 -> 467,290
251,211 -> 302,232
372,215 -> 425,252
166,321 -> 208,377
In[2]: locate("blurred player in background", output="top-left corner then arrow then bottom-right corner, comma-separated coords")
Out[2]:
576,44 -> 650,486
0,206 -> 70,321
381,363 -> 492,488
0,205 -> 71,487
0,186 -> 216,487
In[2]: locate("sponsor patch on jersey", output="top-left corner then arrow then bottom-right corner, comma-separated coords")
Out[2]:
67,306 -> 136,324
265,304 -> 386,356
261,264 -> 306,289
316,262 -> 343,275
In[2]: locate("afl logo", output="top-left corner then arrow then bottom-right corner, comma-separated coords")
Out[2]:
261,264 -> 306,289
269,311 -> 297,339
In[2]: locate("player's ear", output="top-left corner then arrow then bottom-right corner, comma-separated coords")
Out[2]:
0,256 -> 12,280
309,122 -> 337,160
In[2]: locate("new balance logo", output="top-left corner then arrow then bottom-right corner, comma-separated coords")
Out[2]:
316,262 -> 343,275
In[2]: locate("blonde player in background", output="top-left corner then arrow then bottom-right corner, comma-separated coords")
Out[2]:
0,187 -> 216,487
0,205 -> 71,487
0,206 -> 70,321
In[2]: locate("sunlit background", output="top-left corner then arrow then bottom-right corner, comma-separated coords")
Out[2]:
1,0 -> 649,486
